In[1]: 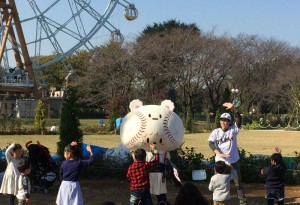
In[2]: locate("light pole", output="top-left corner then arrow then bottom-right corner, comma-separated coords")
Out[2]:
231,88 -> 240,107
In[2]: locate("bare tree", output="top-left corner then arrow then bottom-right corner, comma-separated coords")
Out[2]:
278,49 -> 300,125
198,33 -> 242,114
232,34 -> 297,114
78,43 -> 135,123
131,26 -> 204,131
74,21 -> 300,130
130,32 -> 175,104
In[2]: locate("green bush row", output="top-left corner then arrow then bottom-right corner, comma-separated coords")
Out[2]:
0,117 -> 111,135
0,146 -> 299,185
82,147 -> 300,185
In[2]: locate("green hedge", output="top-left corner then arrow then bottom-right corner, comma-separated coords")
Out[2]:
1,147 -> 299,185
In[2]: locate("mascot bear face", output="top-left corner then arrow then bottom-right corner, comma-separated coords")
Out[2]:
120,99 -> 184,151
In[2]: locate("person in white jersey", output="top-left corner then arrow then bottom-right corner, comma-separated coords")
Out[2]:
208,102 -> 247,205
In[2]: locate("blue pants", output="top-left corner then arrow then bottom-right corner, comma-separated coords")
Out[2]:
129,189 -> 153,205
266,188 -> 285,205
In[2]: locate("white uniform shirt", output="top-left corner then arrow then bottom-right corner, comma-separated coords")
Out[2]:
208,124 -> 240,164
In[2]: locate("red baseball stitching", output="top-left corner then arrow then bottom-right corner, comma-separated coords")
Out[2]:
126,111 -> 147,147
163,112 -> 178,146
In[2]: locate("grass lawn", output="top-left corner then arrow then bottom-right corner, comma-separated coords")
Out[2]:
0,130 -> 299,159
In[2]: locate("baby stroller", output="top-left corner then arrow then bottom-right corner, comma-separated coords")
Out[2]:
26,141 -> 59,194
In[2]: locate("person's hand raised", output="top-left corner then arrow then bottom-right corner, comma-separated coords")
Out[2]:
149,143 -> 156,151
223,102 -> 238,112
223,102 -> 234,110
86,145 -> 93,156
275,146 -> 281,153
86,145 -> 92,152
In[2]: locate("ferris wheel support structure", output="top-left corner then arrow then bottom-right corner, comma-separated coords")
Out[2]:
0,0 -> 138,99
0,0 -> 39,97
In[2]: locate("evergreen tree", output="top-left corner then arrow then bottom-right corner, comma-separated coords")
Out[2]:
57,88 -> 83,157
222,87 -> 231,103
214,109 -> 221,129
34,99 -> 46,134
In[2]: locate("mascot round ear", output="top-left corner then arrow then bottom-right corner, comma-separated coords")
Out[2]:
161,100 -> 175,111
129,99 -> 143,111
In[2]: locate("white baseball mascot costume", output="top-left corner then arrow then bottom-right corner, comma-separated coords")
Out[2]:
121,99 -> 184,205
120,99 -> 184,151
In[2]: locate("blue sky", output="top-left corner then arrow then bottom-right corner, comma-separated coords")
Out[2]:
119,0 -> 300,47
13,0 -> 300,61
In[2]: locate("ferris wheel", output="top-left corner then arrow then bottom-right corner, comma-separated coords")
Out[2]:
0,0 -> 138,97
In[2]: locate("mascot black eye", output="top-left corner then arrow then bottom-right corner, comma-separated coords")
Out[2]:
159,114 -> 162,118
148,114 -> 151,118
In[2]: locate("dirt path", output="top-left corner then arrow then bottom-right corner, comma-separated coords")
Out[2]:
1,179 -> 299,205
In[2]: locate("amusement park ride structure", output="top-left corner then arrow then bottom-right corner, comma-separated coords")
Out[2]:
0,0 -> 38,95
0,0 -> 138,117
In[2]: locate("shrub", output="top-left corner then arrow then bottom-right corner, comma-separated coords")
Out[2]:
80,125 -> 109,135
242,121 -> 261,130
243,113 -> 290,128
238,148 -> 267,183
238,148 -> 300,184
168,147 -> 212,181
82,153 -> 132,180
192,121 -> 211,133
82,146 -> 300,185
0,117 -> 22,134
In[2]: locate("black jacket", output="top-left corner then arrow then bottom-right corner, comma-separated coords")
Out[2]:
262,163 -> 286,190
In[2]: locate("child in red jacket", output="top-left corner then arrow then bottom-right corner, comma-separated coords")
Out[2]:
127,144 -> 158,205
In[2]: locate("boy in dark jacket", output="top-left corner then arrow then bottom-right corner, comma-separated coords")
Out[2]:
261,147 -> 286,205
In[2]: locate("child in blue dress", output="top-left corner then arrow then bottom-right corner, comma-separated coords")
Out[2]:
56,142 -> 94,205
